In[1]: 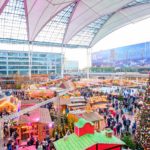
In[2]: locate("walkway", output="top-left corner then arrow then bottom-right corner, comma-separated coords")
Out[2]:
19,146 -> 36,150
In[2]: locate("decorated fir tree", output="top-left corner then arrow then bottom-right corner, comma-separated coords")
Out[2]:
135,75 -> 150,150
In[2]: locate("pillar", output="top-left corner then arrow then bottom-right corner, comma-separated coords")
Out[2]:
28,42 -> 32,80
61,46 -> 65,78
0,122 -> 4,148
6,54 -> 8,76
86,48 -> 92,79
57,96 -> 61,125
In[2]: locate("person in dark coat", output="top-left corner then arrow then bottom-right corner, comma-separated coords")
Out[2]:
13,130 -> 19,140
116,112 -> 119,123
35,139 -> 39,149
107,117 -> 111,127
116,122 -> 122,135
126,119 -> 131,132
7,140 -> 12,150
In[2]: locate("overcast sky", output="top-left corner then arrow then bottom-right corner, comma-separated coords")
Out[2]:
65,17 -> 150,69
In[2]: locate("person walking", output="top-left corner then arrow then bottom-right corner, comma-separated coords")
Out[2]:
116,112 -> 119,123
123,118 -> 127,131
3,144 -> 7,150
116,123 -> 122,136
126,119 -> 131,132
120,109 -> 124,117
7,140 -> 12,150
113,126 -> 117,136
132,121 -> 136,135
42,138 -> 48,150
36,139 -> 39,149
38,142 -> 43,150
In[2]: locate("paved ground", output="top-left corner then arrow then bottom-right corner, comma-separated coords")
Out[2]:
19,146 -> 36,150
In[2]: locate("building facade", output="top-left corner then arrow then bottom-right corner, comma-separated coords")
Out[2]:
92,42 -> 150,68
0,50 -> 62,76
64,60 -> 79,73
91,42 -> 150,73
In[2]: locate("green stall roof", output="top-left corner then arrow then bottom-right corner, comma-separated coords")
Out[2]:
54,130 -> 125,150
74,118 -> 94,128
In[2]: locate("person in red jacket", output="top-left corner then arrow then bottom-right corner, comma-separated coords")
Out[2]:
122,114 -> 126,121
113,126 -> 117,136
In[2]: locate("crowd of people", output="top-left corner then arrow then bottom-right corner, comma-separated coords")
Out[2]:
103,93 -> 142,138
76,86 -> 142,139
3,127 -> 19,150
35,137 -> 55,150
0,108 -> 10,118
12,90 -> 29,101
0,82 -> 144,150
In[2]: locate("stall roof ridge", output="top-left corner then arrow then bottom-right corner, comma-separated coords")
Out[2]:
75,118 -> 94,128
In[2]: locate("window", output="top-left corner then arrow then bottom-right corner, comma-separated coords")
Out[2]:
19,53 -> 28,57
8,52 -> 18,57
0,66 -> 6,69
0,71 -> 7,75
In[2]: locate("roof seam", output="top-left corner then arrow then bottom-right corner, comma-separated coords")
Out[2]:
90,3 -> 150,46
32,2 -> 74,42
62,1 -> 78,44
31,2 -> 51,40
64,0 -> 133,45
28,0 -> 37,14
89,13 -> 115,47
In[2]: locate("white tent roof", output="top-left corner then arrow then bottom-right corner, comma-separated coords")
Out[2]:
25,0 -> 74,41
0,0 -> 150,47
90,3 -> 150,47
63,0 -> 134,44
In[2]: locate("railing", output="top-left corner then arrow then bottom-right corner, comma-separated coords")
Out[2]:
0,89 -> 71,147
0,89 -> 70,123
0,82 -> 75,148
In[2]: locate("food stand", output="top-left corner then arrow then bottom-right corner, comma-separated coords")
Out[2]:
12,108 -> 52,142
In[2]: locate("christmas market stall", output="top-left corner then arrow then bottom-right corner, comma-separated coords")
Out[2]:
79,111 -> 104,131
27,89 -> 55,100
67,96 -> 87,111
0,96 -> 20,113
0,100 -> 17,112
12,108 -> 52,142
69,110 -> 104,131
54,118 -> 125,150
53,96 -> 87,113
89,96 -> 108,107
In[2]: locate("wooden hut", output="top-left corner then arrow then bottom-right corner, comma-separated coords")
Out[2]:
13,108 -> 52,142
54,118 -> 125,150
0,98 -> 18,112
80,112 -> 104,131
70,111 -> 104,131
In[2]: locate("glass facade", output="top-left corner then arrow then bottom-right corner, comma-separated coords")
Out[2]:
0,50 -> 62,76
64,61 -> 79,73
92,42 -> 150,68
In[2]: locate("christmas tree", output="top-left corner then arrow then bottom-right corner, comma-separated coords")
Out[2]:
135,75 -> 150,150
